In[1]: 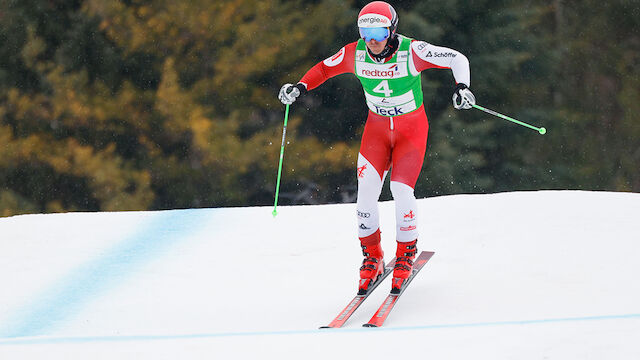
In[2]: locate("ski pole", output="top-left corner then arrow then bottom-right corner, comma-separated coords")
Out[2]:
472,104 -> 546,135
272,104 -> 290,217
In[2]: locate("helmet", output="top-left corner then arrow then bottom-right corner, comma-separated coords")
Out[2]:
357,1 -> 398,37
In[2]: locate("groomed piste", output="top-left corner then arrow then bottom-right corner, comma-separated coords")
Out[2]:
1,190 -> 639,359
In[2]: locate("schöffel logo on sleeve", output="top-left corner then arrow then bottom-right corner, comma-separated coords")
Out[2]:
424,51 -> 457,58
414,42 -> 457,58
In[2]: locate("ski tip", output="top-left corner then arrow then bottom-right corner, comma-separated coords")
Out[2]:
319,325 -> 333,329
362,323 -> 378,328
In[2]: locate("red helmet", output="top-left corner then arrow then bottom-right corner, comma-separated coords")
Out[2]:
357,1 -> 398,36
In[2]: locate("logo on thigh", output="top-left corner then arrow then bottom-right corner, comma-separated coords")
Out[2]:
357,163 -> 368,178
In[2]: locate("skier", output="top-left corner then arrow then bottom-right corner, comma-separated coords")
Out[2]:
278,1 -> 475,294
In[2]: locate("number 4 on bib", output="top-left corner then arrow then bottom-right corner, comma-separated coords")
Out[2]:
373,80 -> 393,97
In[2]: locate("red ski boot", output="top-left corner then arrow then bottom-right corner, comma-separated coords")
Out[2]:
358,229 -> 385,295
391,239 -> 417,294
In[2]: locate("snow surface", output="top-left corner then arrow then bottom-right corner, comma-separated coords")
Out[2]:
0,190 -> 639,359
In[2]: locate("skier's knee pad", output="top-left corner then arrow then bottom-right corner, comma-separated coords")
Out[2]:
390,181 -> 415,202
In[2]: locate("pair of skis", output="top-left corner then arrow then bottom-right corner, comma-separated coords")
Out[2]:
320,251 -> 434,328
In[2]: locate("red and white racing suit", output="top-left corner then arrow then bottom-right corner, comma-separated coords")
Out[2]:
298,38 -> 471,243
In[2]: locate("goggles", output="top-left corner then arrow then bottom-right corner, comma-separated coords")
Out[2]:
359,27 -> 390,42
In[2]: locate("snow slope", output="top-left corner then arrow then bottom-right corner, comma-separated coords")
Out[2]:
0,190 -> 639,359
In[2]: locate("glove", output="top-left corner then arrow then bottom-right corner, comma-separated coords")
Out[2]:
452,83 -> 476,110
278,83 -> 306,105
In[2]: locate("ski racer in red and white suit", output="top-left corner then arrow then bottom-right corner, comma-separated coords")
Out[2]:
294,39 -> 471,239
278,3 -> 475,293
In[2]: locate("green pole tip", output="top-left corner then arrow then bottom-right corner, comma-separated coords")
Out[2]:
539,127 -> 546,135
272,209 -> 278,217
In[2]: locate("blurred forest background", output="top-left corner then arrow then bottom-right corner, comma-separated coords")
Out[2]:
1,0 -> 638,217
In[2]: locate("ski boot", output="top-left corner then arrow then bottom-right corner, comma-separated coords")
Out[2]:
391,239 -> 418,294
358,229 -> 385,295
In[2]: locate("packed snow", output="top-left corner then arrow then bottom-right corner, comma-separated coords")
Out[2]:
1,190 -> 639,359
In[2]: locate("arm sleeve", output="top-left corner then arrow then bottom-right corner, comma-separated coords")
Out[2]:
410,40 -> 471,86
298,42 -> 357,91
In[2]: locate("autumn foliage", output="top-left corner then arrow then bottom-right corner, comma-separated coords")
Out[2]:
1,1 -> 638,216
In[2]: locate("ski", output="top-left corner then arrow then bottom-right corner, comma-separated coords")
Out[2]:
320,257 -> 396,329
363,251 -> 435,328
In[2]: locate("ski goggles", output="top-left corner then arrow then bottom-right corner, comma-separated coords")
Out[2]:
359,27 -> 390,42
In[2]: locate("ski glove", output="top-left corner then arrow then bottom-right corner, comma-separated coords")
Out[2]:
278,83 -> 307,105
452,83 -> 476,110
